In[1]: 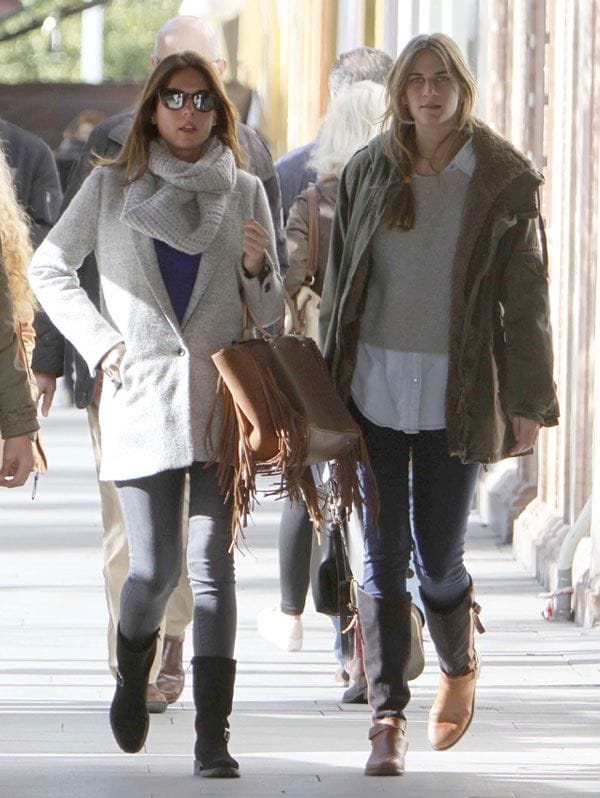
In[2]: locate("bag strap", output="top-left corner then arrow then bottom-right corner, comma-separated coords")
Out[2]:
232,252 -> 303,338
325,478 -> 358,662
239,279 -> 303,340
305,184 -> 320,282
332,522 -> 355,662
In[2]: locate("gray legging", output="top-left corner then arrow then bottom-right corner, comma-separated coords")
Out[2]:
278,499 -> 312,616
115,462 -> 236,658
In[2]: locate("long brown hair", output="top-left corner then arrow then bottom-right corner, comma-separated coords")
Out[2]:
382,33 -> 477,229
100,51 -> 245,183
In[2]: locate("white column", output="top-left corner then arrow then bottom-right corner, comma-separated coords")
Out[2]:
80,6 -> 104,85
380,0 -> 399,55
337,0 -> 363,53
591,140 -> 600,587
396,0 -> 417,52
427,0 -> 442,31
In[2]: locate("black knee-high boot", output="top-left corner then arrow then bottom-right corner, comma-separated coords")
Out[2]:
110,626 -> 158,753
192,656 -> 240,778
357,587 -> 412,776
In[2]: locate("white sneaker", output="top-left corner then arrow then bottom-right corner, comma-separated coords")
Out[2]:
257,606 -> 303,652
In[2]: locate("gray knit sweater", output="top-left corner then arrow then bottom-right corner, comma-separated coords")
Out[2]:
360,167 -> 471,353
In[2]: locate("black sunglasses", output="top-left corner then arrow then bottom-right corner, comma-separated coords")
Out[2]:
158,88 -> 221,113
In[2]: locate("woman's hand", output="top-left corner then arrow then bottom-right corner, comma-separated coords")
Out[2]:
100,342 -> 126,388
242,218 -> 268,276
509,415 -> 541,455
0,434 -> 33,488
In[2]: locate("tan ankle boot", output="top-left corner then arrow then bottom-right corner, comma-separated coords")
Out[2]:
423,586 -> 484,751
156,634 -> 185,704
427,658 -> 480,750
364,719 -> 408,776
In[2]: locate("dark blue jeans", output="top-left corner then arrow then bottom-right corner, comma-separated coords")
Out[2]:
354,405 -> 480,610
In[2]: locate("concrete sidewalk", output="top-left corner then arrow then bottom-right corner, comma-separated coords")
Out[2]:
0,396 -> 598,798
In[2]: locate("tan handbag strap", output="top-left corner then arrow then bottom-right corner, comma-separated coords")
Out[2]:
305,184 -> 320,281
241,283 -> 303,339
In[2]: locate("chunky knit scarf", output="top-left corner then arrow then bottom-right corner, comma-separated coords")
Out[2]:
120,137 -> 236,255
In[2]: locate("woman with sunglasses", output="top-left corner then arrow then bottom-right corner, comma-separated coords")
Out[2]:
320,33 -> 558,775
30,51 -> 282,778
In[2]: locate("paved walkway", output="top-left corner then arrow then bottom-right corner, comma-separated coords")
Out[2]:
0,395 -> 598,797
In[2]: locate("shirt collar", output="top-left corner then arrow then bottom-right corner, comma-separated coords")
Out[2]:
446,137 -> 475,176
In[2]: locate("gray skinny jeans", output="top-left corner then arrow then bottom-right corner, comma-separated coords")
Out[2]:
115,462 -> 236,658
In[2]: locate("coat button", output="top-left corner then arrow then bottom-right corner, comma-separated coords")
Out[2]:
177,347 -> 186,357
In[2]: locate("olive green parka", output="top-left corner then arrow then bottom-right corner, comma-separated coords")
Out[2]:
320,121 -> 559,464
0,256 -> 39,440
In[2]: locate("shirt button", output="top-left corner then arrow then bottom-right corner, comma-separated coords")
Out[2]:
177,347 -> 186,357
413,378 -> 418,383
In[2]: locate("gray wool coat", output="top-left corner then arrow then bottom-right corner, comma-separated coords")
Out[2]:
29,161 -> 283,481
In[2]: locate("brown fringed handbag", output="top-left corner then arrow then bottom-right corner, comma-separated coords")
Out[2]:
208,293 -> 373,540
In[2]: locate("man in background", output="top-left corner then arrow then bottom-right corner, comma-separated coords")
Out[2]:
0,117 -> 64,412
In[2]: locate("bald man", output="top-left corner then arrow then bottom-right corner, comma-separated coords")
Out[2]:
42,16 -> 284,714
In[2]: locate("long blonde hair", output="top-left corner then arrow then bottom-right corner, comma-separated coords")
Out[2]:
382,33 -> 477,229
0,146 -> 34,322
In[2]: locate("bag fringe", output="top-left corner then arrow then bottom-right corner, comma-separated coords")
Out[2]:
207,362 -> 377,546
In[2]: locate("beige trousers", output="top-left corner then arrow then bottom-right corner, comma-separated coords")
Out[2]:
87,401 -> 193,681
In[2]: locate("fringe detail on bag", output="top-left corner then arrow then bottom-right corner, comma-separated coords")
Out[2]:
206,363 -> 378,548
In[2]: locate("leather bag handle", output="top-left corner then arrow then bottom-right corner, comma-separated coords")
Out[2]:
305,184 -> 320,282
241,283 -> 303,340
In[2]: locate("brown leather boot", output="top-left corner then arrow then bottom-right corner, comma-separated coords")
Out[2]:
146,683 -> 168,714
156,634 -> 185,704
343,603 -> 425,704
422,585 -> 485,751
365,719 -> 408,776
357,588 -> 412,776
428,663 -> 479,750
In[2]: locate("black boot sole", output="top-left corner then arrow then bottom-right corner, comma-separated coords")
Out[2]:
194,760 -> 240,778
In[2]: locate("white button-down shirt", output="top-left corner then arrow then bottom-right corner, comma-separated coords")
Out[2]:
350,140 -> 475,433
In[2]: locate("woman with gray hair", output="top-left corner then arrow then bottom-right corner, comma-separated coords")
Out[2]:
283,80 -> 387,300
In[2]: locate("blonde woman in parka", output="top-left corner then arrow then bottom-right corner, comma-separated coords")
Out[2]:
0,146 -> 44,487
319,33 -> 558,777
